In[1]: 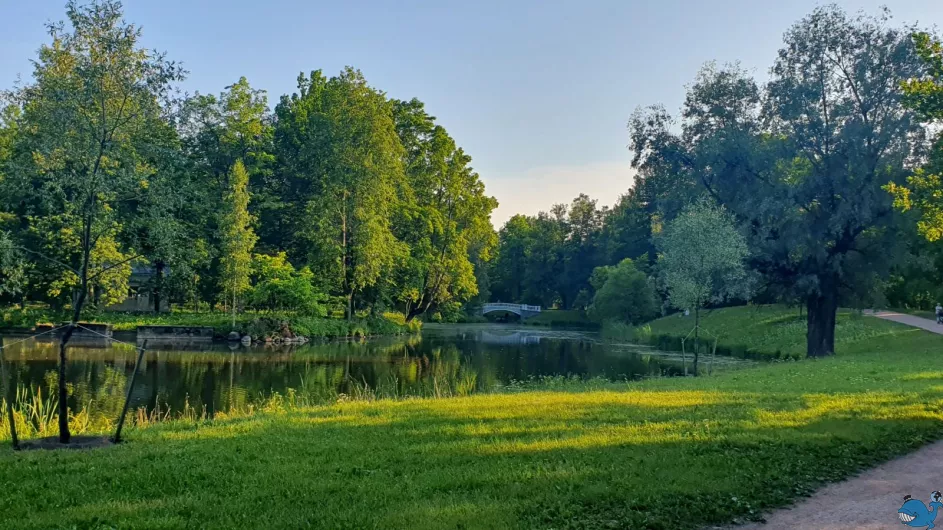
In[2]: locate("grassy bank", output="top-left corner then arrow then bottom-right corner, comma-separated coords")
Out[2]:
630,305 -> 942,360
523,309 -> 599,329
0,307 -> 419,339
3,338 -> 943,528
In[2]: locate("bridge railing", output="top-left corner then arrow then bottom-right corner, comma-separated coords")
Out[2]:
482,303 -> 542,313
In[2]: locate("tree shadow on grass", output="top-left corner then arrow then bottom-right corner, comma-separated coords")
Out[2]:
2,388 -> 943,530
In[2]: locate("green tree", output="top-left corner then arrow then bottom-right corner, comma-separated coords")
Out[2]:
274,68 -> 405,319
391,99 -> 497,320
901,32 -> 943,121
176,77 -> 273,308
631,6 -> 927,357
656,198 -> 749,373
588,259 -> 657,325
219,160 -> 257,327
887,33 -> 943,240
247,252 -> 323,314
0,0 -> 183,442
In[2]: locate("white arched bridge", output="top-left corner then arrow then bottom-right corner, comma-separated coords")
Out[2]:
480,303 -> 542,320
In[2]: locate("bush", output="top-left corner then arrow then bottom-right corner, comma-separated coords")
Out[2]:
246,253 -> 325,315
589,259 -> 658,325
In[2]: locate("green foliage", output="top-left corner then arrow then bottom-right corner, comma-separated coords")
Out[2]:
887,33 -> 943,243
274,69 -> 406,318
246,252 -> 324,314
522,309 -> 597,329
390,99 -> 498,320
902,32 -> 943,121
588,259 -> 658,325
0,230 -> 26,298
491,195 -> 606,309
656,198 -> 749,313
218,160 -> 257,316
0,306 -> 413,339
630,7 -> 928,357
0,2 -> 502,325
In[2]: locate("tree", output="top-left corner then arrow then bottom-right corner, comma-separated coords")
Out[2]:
887,33 -> 943,240
274,68 -> 405,319
588,259 -> 658,325
0,230 -> 26,299
247,252 -> 323,314
0,0 -> 183,443
901,32 -> 943,121
631,6 -> 927,357
219,160 -> 257,327
657,198 -> 748,373
560,194 -> 605,309
391,99 -> 497,320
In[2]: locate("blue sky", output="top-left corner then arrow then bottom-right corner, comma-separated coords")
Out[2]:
2,1 -> 942,225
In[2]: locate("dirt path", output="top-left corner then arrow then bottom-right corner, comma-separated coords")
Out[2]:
733,440 -> 943,529
730,311 -> 943,529
866,310 -> 943,334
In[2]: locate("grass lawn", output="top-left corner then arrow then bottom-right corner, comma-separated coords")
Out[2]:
2,323 -> 943,529
641,304 -> 943,360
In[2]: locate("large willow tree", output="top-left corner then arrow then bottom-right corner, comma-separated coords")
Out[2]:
630,6 -> 930,357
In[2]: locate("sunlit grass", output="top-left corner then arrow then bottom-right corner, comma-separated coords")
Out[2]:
642,304 -> 941,359
3,341 -> 943,529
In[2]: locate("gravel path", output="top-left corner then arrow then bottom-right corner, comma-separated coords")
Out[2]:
866,310 -> 943,334
729,311 -> 943,529
734,440 -> 943,529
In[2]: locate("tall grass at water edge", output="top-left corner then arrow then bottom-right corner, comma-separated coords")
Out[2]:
0,373 -> 603,442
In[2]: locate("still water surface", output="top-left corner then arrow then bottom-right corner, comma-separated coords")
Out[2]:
0,324 -> 747,417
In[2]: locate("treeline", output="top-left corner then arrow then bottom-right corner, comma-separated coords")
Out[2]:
0,1 -> 496,322
491,6 -> 943,358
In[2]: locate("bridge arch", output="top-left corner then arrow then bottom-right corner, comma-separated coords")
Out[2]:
480,303 -> 542,319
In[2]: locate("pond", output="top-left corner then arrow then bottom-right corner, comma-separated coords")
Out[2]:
0,324 -> 749,419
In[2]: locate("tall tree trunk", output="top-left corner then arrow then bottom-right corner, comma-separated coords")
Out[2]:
693,307 -> 700,376
153,261 -> 164,313
346,290 -> 354,322
231,285 -> 237,330
806,277 -> 838,358
57,221 -> 93,443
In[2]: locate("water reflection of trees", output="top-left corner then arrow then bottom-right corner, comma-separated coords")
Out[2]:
1,331 -> 686,418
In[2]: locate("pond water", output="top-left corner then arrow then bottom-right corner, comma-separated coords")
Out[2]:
0,324 -> 748,418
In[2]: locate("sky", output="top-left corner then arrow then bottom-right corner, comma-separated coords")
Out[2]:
2,1 -> 942,226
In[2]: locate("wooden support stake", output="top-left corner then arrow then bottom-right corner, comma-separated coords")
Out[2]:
113,340 -> 148,444
0,347 -> 19,450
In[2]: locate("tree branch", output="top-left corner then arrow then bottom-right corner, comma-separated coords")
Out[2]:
87,253 -> 143,283
0,243 -> 79,276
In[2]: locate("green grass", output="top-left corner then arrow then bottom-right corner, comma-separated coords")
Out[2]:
3,304 -> 942,528
639,304 -> 942,360
523,309 -> 599,329
3,339 -> 943,529
0,307 -> 417,339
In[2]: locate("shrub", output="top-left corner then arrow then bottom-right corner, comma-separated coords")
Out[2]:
246,253 -> 325,315
589,259 -> 658,325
